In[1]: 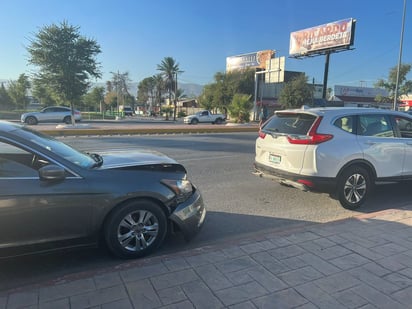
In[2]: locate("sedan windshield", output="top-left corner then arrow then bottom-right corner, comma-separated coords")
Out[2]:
14,126 -> 96,168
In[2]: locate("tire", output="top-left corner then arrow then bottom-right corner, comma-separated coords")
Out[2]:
104,199 -> 167,259
214,118 -> 223,124
63,116 -> 72,124
191,118 -> 199,124
337,165 -> 372,209
25,116 -> 38,125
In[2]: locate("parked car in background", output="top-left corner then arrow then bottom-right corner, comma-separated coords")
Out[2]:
21,106 -> 82,125
0,120 -> 206,259
254,106 -> 412,209
122,106 -> 134,116
183,110 -> 226,124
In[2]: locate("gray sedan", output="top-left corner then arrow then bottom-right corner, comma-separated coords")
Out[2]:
0,121 -> 206,259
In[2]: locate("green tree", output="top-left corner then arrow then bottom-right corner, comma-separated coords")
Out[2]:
197,84 -> 216,111
137,76 -> 156,110
278,74 -> 313,108
110,71 -> 132,113
157,57 -> 183,121
153,74 -> 165,114
375,63 -> 412,105
7,74 -> 30,109
210,72 -> 230,111
228,94 -> 253,123
104,91 -> 118,111
83,86 -> 105,112
27,21 -> 102,125
198,68 -> 254,113
31,79 -> 57,107
0,83 -> 13,110
123,93 -> 136,108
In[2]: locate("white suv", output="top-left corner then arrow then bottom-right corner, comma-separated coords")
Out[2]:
254,106 -> 412,209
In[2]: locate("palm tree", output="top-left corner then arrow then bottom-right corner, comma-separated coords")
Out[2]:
153,74 -> 165,115
157,57 -> 183,121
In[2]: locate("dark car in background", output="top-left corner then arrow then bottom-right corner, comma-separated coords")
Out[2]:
122,106 -> 134,116
20,106 -> 82,125
0,121 -> 206,259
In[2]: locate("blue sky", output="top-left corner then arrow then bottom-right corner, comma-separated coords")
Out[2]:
1,0 -> 410,88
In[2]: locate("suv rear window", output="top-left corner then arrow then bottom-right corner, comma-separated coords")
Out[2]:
262,113 -> 317,135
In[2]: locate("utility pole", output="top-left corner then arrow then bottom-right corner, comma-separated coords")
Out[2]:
174,72 -> 178,121
393,0 -> 407,110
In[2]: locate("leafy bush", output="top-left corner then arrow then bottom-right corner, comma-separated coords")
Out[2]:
228,94 -> 253,123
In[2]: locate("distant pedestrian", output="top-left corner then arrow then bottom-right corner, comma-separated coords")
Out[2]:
259,106 -> 268,127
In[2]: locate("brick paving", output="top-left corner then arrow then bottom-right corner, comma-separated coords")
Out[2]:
1,208 -> 411,309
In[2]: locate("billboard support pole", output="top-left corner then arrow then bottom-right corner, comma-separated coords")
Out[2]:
254,68 -> 281,121
254,72 -> 258,121
322,52 -> 330,100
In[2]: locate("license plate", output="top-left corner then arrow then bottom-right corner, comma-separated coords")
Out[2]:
269,154 -> 281,164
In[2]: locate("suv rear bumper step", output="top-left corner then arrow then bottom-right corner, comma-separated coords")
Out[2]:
253,162 -> 336,193
252,170 -> 310,191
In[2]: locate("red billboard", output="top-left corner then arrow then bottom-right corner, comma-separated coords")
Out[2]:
289,18 -> 355,57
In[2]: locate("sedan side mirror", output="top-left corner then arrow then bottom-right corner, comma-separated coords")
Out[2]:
39,164 -> 66,181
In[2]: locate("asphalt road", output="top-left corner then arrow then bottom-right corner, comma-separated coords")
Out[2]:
1,132 -> 411,292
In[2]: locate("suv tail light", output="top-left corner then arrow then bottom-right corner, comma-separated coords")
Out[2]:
287,116 -> 333,145
258,131 -> 266,139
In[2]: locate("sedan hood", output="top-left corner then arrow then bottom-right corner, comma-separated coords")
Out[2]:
98,149 -> 179,170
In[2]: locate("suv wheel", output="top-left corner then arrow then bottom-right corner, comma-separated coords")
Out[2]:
25,116 -> 38,125
63,116 -> 72,124
337,166 -> 372,209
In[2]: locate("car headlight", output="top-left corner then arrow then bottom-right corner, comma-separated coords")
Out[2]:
161,179 -> 193,203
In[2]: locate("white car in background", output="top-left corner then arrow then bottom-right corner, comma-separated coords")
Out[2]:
183,110 -> 226,124
21,106 -> 82,125
254,106 -> 412,209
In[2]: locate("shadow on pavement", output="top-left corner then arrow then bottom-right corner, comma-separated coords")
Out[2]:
1,181 -> 412,293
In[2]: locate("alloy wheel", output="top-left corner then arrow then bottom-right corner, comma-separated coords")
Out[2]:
117,209 -> 159,252
343,173 -> 366,204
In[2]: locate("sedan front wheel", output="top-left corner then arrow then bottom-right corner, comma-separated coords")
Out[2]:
104,199 -> 167,259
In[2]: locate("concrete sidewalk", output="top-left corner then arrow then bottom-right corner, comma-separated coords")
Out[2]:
1,208 -> 412,309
